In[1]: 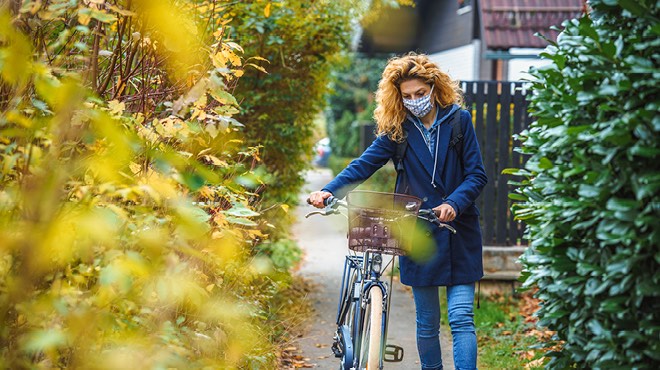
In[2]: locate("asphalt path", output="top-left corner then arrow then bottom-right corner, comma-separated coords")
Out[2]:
292,169 -> 454,370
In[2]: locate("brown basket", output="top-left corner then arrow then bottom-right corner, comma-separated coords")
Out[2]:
347,191 -> 422,256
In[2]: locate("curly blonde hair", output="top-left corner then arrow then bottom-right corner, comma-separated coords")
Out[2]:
373,53 -> 464,142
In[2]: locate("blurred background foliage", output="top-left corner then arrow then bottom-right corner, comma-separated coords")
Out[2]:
509,0 -> 659,367
0,0 -> 415,367
325,53 -> 398,193
325,54 -> 387,159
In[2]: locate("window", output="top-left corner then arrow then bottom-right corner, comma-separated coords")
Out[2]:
457,0 -> 472,15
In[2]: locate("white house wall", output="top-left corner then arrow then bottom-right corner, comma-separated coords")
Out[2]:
428,40 -> 480,82
507,48 -> 552,82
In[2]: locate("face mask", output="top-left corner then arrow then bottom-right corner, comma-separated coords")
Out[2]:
402,85 -> 434,118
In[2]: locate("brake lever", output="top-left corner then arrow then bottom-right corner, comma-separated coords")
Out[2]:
437,222 -> 457,234
418,209 -> 457,234
305,207 -> 342,218
305,210 -> 325,218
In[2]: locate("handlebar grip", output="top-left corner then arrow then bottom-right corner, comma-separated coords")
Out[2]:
306,195 -> 336,207
324,196 -> 336,207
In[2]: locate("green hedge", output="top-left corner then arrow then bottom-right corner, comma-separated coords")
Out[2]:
228,1 -> 354,239
509,0 -> 659,368
224,1 -> 357,270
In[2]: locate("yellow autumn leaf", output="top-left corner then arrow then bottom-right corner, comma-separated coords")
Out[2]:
264,3 -> 271,17
145,174 -> 178,200
249,56 -> 270,63
108,99 -> 125,115
20,0 -> 42,14
138,0 -> 201,79
221,48 -> 242,67
77,11 -> 91,26
128,162 -> 141,174
212,51 -> 228,69
205,123 -> 219,138
245,229 -> 266,238
197,186 -> 215,199
108,4 -> 136,17
225,42 -> 244,53
280,204 -> 289,213
246,63 -> 268,74
202,155 -> 228,167
5,110 -> 32,128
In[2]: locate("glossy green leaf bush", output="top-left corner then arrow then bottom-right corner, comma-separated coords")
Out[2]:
509,0 -> 659,368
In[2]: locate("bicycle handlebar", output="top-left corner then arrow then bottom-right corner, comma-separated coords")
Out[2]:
305,196 -> 456,234
417,209 -> 457,234
305,195 -> 347,218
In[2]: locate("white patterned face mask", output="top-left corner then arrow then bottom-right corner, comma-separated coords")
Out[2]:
402,85 -> 434,118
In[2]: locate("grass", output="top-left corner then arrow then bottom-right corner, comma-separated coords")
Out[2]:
271,275 -> 316,369
435,288 -> 546,369
475,293 -> 546,369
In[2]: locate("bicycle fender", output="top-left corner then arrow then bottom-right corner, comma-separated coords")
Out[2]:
339,325 -> 354,370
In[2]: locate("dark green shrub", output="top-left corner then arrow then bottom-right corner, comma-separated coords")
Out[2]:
509,0 -> 659,368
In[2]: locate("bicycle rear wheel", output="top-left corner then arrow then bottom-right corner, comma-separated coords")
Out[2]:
359,285 -> 383,370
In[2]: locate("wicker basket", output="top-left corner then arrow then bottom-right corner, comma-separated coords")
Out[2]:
347,191 -> 422,256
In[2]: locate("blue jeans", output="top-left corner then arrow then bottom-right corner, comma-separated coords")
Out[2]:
412,284 -> 477,370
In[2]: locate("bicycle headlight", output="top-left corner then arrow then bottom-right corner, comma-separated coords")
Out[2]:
372,254 -> 382,274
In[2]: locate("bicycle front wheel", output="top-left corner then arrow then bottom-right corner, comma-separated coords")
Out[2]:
360,285 -> 383,370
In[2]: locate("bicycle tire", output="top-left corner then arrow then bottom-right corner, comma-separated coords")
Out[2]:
359,285 -> 383,370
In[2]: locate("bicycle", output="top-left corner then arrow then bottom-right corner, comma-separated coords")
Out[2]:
306,190 -> 456,370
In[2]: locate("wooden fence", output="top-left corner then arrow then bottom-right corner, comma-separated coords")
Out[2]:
461,80 -> 532,246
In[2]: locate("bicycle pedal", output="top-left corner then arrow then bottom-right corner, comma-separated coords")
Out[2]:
331,342 -> 342,358
383,344 -> 404,362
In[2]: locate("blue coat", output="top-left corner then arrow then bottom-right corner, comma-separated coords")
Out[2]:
323,105 -> 487,286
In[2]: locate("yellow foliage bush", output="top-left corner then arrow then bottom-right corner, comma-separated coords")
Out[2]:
0,1 -> 283,368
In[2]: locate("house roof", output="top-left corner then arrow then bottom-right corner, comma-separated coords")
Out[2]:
480,0 -> 585,50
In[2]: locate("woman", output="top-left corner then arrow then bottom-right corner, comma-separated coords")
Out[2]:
309,53 -> 487,370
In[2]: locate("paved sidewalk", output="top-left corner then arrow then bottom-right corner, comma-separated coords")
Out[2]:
292,169 -> 454,369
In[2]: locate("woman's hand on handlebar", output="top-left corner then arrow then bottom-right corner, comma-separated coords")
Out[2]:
308,191 -> 332,208
433,203 -> 456,222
